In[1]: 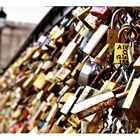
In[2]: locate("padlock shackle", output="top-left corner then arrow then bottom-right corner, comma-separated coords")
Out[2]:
117,10 -> 128,28
118,26 -> 138,43
111,8 -> 127,29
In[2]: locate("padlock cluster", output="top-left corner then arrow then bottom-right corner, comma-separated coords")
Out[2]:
0,7 -> 140,133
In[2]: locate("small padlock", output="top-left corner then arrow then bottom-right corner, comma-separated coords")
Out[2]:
49,115 -> 66,133
84,13 -> 98,29
57,31 -> 82,66
55,67 -> 71,81
33,72 -> 46,90
90,6 -> 111,19
60,87 -> 84,115
67,114 -> 81,128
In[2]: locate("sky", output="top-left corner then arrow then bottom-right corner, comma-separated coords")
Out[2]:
3,7 -> 52,24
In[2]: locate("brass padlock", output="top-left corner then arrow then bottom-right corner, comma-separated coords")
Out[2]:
67,114 -> 81,128
55,67 -> 71,81
58,78 -> 76,96
84,13 -> 98,29
33,72 -> 46,90
60,87 -> 84,115
57,30 -> 82,66
107,8 -> 127,44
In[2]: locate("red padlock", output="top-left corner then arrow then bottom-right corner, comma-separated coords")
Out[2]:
90,6 -> 111,19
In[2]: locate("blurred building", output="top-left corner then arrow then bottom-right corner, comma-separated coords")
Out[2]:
0,20 -> 36,68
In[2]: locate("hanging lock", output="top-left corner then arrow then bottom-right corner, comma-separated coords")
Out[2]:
72,88 -> 128,119
60,87 -> 84,115
113,25 -> 132,64
90,6 -> 111,19
111,68 -> 136,119
78,57 -> 101,86
122,78 -> 140,128
57,26 -> 83,67
107,8 -> 125,44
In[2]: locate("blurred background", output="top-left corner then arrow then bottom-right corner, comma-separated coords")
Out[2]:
0,7 -> 51,71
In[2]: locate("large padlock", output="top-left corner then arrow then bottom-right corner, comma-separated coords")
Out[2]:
122,78 -> 140,128
78,58 -> 101,86
113,26 -> 131,64
83,24 -> 108,55
72,89 -> 128,119
107,9 -> 121,44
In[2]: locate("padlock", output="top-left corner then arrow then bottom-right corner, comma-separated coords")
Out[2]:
41,47 -> 59,72
114,22 -> 138,64
60,87 -> 84,115
86,111 -> 104,133
84,13 -> 98,29
67,114 -> 81,128
71,55 -> 89,79
111,69 -> 136,119
78,58 -> 101,86
79,25 -> 89,38
58,78 -> 76,96
49,115 -> 66,133
16,75 -> 27,87
83,24 -> 108,55
75,86 -> 99,104
0,92 -> 10,111
107,8 -> 126,44
33,72 -> 46,90
29,101 -> 47,125
51,18 -> 73,41
79,31 -> 93,51
122,78 -> 140,128
55,67 -> 71,81
59,93 -> 72,103
113,40 -> 129,64
22,74 -> 35,89
46,103 -> 59,126
81,120 -> 89,133
72,89 -> 128,119
90,6 -> 111,19
113,25 -> 131,64
95,44 -> 113,63
99,69 -> 124,92
22,46 -> 38,62
72,7 -> 85,18
73,7 -> 91,22
57,27 -> 83,66
63,126 -> 77,133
